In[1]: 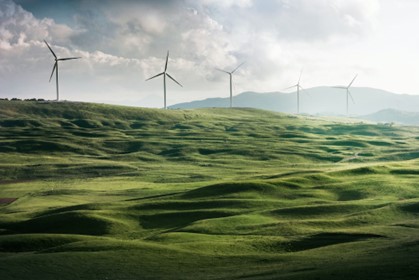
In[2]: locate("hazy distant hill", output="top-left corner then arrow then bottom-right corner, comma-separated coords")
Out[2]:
359,109 -> 419,125
170,87 -> 419,116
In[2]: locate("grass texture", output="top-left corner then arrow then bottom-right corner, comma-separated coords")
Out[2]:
1,100 -> 419,279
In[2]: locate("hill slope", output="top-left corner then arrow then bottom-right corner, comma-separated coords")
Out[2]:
360,108 -> 419,125
170,87 -> 419,116
1,100 -> 419,279
1,100 -> 417,180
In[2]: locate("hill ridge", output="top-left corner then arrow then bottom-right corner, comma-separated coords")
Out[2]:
170,86 -> 419,117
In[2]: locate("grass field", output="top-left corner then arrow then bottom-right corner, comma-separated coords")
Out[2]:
1,100 -> 419,279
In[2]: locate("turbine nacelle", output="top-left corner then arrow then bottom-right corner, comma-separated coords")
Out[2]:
215,68 -> 231,75
216,62 -> 246,75
284,84 -> 303,91
333,74 -> 358,91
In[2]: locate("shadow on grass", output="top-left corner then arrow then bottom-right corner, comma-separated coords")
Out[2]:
139,210 -> 235,229
285,232 -> 384,252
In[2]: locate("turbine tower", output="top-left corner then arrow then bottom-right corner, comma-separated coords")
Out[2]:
216,62 -> 245,108
285,70 -> 304,114
146,51 -> 182,110
44,40 -> 81,101
333,74 -> 358,116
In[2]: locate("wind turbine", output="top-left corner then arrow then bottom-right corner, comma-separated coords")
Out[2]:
44,40 -> 81,101
216,62 -> 245,108
285,70 -> 304,114
145,51 -> 182,109
333,74 -> 358,116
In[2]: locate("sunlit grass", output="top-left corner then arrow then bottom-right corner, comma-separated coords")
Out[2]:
1,100 -> 419,279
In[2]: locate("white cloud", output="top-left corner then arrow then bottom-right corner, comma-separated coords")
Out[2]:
0,0 -> 83,48
200,0 -> 253,9
3,0 -> 419,107
0,0 -> 145,102
257,0 -> 380,41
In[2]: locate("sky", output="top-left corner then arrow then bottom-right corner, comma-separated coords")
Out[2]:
1,0 -> 419,108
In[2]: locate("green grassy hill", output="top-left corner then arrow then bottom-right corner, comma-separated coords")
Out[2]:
1,100 -> 419,279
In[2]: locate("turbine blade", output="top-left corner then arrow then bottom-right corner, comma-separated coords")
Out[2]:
145,72 -> 164,81
348,74 -> 358,88
44,40 -> 57,59
300,86 -> 309,96
348,90 -> 355,104
166,73 -> 183,87
58,57 -> 82,61
298,69 -> 303,84
164,50 -> 169,72
49,62 -> 57,82
231,61 -> 245,73
216,68 -> 230,74
333,86 -> 347,89
284,85 -> 297,90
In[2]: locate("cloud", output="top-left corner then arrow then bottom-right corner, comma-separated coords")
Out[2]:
0,0 -> 82,49
0,0 -> 144,101
0,0 -> 388,107
225,0 -> 380,42
200,0 -> 253,9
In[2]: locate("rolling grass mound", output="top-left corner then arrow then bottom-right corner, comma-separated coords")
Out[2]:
269,203 -> 380,218
0,234 -> 85,252
7,211 -> 115,235
182,182 -> 279,198
284,232 -> 384,252
132,199 -> 263,211
333,166 -> 387,175
139,210 -> 235,229
0,119 -> 43,128
2,101 -> 419,279
397,201 -> 419,213
12,139 -> 86,154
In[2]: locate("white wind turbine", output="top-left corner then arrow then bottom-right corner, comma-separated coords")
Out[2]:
216,62 -> 245,108
145,51 -> 182,109
333,74 -> 358,116
285,70 -> 304,114
44,40 -> 81,101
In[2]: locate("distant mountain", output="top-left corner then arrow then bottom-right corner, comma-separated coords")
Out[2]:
170,92 -> 289,112
359,109 -> 419,125
170,87 -> 419,116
